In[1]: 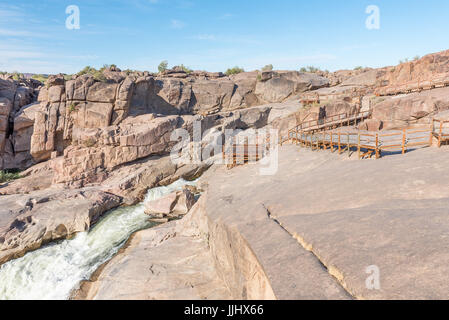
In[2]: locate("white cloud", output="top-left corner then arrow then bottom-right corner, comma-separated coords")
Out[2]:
0,28 -> 44,37
170,19 -> 185,29
193,34 -> 216,41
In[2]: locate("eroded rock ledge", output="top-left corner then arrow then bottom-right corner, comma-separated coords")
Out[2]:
78,144 -> 449,300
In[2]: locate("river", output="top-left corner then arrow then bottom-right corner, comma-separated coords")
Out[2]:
0,179 -> 195,300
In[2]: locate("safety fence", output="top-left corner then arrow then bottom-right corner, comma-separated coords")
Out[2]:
280,111 -> 371,145
287,127 -> 433,159
432,119 -> 449,147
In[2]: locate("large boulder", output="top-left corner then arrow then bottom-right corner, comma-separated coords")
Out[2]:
191,79 -> 236,114
372,87 -> 449,129
255,71 -> 329,103
144,188 -> 196,219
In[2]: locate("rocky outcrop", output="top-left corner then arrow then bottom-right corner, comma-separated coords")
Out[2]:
371,86 -> 449,129
0,77 -> 40,170
255,71 -> 329,104
0,188 -> 121,265
385,50 -> 449,86
144,188 -> 196,220
26,70 -> 328,170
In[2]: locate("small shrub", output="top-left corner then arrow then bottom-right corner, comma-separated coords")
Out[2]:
84,137 -> 96,148
225,66 -> 244,76
178,64 -> 192,74
413,55 -> 420,61
300,66 -> 321,73
354,66 -> 363,71
76,66 -> 107,82
68,103 -> 77,113
31,74 -> 49,84
158,60 -> 168,73
11,71 -> 23,80
261,64 -> 273,72
0,170 -> 21,183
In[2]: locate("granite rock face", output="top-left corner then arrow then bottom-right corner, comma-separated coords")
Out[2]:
0,188 -> 121,265
0,69 -> 323,182
0,76 -> 41,170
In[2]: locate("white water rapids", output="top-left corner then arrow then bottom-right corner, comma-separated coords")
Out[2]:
0,179 -> 196,300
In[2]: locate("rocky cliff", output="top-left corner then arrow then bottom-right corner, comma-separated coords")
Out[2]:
0,69 -> 329,173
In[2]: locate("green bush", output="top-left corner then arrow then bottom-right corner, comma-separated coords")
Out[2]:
0,170 -> 21,183
225,66 -> 244,76
158,60 -> 168,73
32,74 -> 49,84
11,72 -> 23,80
300,66 -> 321,73
354,66 -> 363,71
178,64 -> 192,74
77,66 -> 107,82
261,64 -> 273,72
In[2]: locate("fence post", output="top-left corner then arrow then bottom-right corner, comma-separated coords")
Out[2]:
322,130 -> 325,150
338,132 -> 341,153
222,141 -> 225,163
357,132 -> 361,159
375,133 -> 380,159
295,127 -> 299,145
439,121 -> 443,147
429,123 -> 433,147
300,129 -> 304,147
402,128 -> 406,154
347,133 -> 350,157
330,132 -> 334,152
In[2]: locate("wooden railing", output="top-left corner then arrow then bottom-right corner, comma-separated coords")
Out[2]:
280,110 -> 371,145
375,72 -> 449,96
222,135 -> 271,169
300,92 -> 320,105
432,119 -> 449,147
287,127 -> 434,159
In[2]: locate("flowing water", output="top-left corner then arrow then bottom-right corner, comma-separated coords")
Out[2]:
0,179 -> 196,300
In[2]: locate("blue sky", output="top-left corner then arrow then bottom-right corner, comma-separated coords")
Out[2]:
1,0 -> 449,74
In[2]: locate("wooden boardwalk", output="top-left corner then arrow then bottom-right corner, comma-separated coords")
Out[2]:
279,110 -> 449,159
288,127 -> 433,159
280,111 -> 371,145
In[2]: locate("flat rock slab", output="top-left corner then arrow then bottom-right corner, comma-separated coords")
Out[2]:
203,144 -> 449,299
201,148 -> 351,299
77,223 -> 232,300
277,198 -> 449,299
0,187 -> 121,265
